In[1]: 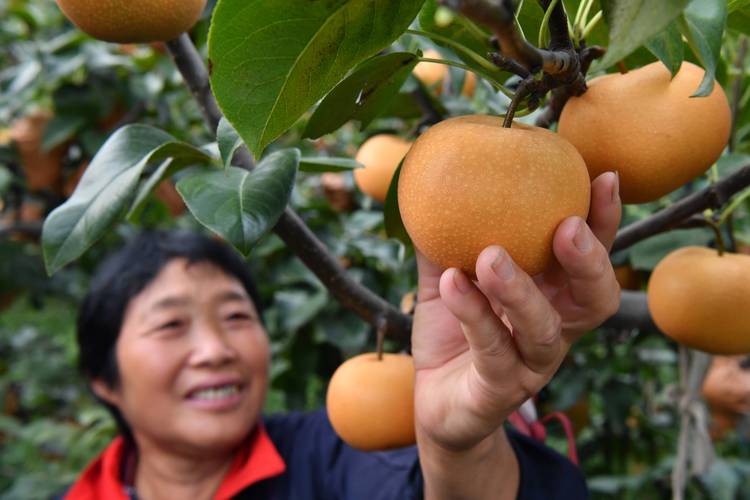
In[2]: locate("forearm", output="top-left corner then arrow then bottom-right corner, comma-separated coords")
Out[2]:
418,426 -> 519,500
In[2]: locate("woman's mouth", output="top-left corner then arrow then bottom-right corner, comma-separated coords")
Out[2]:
186,383 -> 245,410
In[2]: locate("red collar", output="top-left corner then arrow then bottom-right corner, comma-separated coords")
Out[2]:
65,423 -> 286,500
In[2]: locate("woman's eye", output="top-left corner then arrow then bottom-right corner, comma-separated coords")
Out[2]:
158,319 -> 184,330
226,312 -> 251,321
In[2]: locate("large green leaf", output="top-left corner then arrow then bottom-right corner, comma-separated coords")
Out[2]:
42,125 -> 213,274
645,20 -> 684,77
679,0 -> 727,97
176,149 -> 300,255
303,52 -> 418,139
596,0 -> 689,71
208,0 -> 425,158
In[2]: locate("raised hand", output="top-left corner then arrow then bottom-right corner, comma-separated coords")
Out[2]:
412,171 -> 621,451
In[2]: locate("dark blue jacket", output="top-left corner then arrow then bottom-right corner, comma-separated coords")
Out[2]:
242,410 -> 589,499
61,410 -> 589,499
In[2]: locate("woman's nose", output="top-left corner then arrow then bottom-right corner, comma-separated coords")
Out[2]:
189,322 -> 237,366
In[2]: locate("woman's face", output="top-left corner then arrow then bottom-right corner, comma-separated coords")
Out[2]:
93,258 -> 270,456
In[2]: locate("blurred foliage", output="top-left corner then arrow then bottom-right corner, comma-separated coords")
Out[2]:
2,0 -> 750,499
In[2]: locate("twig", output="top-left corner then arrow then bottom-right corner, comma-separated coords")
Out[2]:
488,52 -> 531,78
612,165 -> 750,253
165,34 -> 412,340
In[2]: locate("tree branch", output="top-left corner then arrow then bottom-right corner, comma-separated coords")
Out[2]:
165,34 -> 412,340
165,36 -> 256,170
612,166 -> 750,253
441,0 -> 578,75
442,0 -> 603,126
601,290 -> 656,332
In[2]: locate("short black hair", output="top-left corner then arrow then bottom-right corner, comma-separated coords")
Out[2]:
77,230 -> 263,439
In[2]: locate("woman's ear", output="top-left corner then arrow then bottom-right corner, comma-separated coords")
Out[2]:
91,378 -> 121,406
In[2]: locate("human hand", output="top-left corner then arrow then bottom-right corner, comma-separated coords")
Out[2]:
411,171 -> 621,451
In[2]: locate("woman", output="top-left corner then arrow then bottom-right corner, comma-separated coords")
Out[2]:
64,172 -> 621,499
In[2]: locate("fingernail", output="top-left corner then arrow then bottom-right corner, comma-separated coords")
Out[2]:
491,248 -> 515,281
452,269 -> 473,294
612,171 -> 620,203
573,219 -> 593,253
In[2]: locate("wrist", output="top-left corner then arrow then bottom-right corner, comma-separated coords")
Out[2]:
417,425 -> 519,500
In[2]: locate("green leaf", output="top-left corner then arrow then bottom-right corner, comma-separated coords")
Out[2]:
176,149 -> 300,255
679,0 -> 727,97
729,0 -> 750,12
628,228 -> 713,270
645,20 -> 684,77
299,157 -> 362,173
217,117 -> 243,171
716,153 -> 750,177
208,0 -> 425,158
383,161 -> 412,246
515,0 -> 545,44
303,52 -> 418,139
126,158 -> 175,221
42,125 -> 213,274
596,0 -> 689,71
727,7 -> 750,34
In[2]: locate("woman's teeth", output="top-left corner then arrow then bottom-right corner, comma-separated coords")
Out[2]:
191,384 -> 239,400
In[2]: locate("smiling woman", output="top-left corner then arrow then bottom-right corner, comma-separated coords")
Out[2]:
59,227 -> 613,499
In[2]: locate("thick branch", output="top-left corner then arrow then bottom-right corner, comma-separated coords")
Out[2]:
165,36 -> 223,132
274,211 -> 413,339
613,166 -> 750,253
165,34 -> 412,340
165,36 -> 256,169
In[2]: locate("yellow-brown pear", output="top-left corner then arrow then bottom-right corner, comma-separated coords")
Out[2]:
647,246 -> 750,354
55,0 -> 207,43
326,353 -> 415,451
398,115 -> 590,276
558,61 -> 731,204
354,134 -> 412,203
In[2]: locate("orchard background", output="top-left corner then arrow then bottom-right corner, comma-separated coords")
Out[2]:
2,0 -> 750,498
